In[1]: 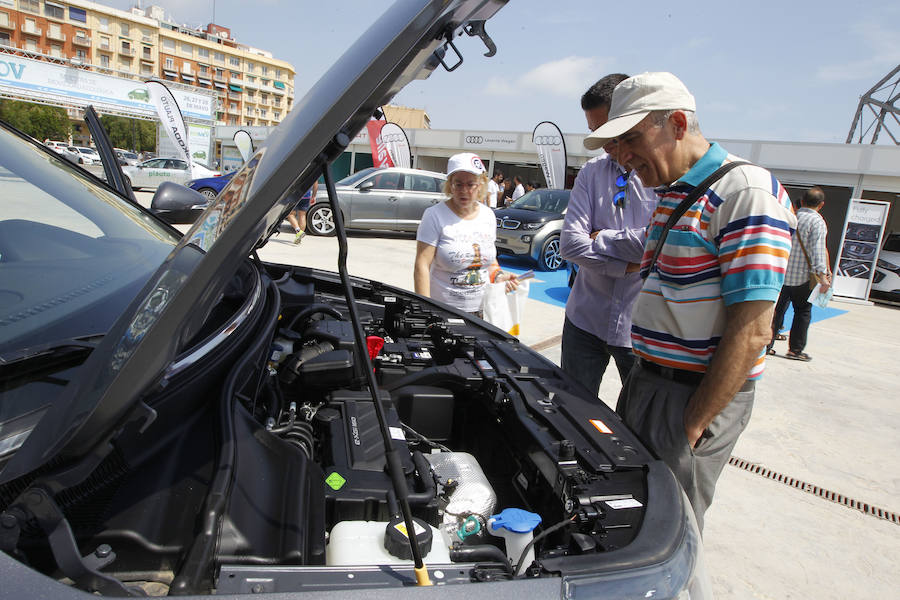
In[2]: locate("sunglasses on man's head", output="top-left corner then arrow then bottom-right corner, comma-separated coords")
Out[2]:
613,172 -> 627,208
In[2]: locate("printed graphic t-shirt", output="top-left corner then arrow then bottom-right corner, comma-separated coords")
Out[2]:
416,202 -> 498,313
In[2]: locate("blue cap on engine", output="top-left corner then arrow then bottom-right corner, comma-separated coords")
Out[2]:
489,508 -> 542,534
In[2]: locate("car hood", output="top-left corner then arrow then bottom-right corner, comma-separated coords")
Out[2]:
0,0 -> 509,484
494,207 -> 563,224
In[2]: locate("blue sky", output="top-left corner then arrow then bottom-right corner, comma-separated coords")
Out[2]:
107,0 -> 900,143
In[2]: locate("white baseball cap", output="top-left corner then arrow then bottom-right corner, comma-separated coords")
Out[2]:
583,72 -> 696,151
447,152 -> 486,176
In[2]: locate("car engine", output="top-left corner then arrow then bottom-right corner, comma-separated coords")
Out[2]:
0,260 -> 665,596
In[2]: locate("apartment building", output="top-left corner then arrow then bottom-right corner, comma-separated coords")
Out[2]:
0,0 -> 295,128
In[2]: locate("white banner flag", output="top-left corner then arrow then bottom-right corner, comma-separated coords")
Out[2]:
233,129 -> 254,163
532,121 -> 567,189
380,122 -> 411,169
146,80 -> 192,178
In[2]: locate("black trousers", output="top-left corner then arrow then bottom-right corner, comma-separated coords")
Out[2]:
770,284 -> 813,353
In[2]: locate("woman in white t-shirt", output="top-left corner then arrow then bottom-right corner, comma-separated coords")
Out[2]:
414,153 -> 518,315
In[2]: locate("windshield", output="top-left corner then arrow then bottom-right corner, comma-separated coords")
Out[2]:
338,167 -> 377,187
509,189 -> 570,213
0,126 -> 178,358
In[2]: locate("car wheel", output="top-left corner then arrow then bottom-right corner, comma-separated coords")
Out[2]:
538,235 -> 564,271
197,187 -> 217,200
307,204 -> 336,236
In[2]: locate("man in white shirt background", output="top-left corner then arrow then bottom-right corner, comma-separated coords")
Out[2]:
511,175 -> 525,201
486,170 -> 503,208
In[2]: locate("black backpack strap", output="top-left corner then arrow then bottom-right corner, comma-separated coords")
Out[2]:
644,160 -> 752,277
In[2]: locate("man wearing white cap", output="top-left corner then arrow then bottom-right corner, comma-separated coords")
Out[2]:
585,72 -> 797,530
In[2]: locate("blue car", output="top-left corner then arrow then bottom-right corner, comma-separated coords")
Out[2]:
187,170 -> 234,199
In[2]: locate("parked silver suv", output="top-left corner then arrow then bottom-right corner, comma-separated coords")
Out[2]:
307,166 -> 446,235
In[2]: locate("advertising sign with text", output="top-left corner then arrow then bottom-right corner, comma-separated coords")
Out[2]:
832,198 -> 890,300
0,55 -> 213,121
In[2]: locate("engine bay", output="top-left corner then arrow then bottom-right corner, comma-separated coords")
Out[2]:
0,261 -> 661,595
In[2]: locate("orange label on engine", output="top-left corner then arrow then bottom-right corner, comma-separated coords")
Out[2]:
590,419 -> 613,434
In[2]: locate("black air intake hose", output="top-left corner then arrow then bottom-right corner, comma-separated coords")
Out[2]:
287,303 -> 343,331
449,544 -> 509,565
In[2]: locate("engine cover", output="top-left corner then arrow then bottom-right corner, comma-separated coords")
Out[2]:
314,390 -> 417,523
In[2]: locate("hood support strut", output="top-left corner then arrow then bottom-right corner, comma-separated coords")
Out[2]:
322,156 -> 432,586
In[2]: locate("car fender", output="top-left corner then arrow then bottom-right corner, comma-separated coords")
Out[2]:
529,219 -> 563,263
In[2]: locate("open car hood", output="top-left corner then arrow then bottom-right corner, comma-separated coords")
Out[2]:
0,0 -> 508,484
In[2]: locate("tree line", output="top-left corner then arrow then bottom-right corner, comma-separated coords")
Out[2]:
0,99 -> 156,151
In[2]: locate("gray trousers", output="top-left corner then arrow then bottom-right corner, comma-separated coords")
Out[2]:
616,363 -> 754,532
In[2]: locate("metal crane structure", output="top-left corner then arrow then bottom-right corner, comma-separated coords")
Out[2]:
846,64 -> 900,145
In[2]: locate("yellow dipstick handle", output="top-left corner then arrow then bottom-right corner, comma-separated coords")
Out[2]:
414,565 -> 433,586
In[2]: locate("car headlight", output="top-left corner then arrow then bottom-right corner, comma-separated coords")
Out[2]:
523,222 -> 544,230
561,491 -> 712,600
877,258 -> 900,273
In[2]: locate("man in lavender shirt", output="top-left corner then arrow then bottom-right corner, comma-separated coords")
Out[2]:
559,74 -> 658,397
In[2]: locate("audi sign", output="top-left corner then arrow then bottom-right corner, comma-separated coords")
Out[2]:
533,135 -> 562,145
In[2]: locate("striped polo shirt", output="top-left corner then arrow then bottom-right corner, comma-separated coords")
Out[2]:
631,143 -> 797,379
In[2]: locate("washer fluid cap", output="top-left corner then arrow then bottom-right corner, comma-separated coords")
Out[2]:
489,508 -> 542,534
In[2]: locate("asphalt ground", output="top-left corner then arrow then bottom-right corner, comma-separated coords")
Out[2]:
146,191 -> 898,599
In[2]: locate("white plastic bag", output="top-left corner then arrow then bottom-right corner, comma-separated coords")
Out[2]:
807,284 -> 833,308
481,280 -> 529,336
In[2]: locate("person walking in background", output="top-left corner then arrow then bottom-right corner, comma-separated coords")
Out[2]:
487,170 -> 503,208
414,153 -> 518,316
583,72 -> 797,530
287,180 -> 318,244
511,175 -> 525,201
768,186 -> 831,361
559,74 -> 658,397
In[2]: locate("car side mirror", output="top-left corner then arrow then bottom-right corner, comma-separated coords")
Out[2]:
359,180 -> 374,192
151,181 -> 206,211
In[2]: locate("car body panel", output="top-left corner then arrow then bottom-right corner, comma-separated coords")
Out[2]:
123,158 -> 219,189
187,171 -> 235,197
114,149 -> 139,166
313,167 -> 446,233
73,146 -> 101,164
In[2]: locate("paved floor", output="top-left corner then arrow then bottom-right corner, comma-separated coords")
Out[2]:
160,209 -> 899,598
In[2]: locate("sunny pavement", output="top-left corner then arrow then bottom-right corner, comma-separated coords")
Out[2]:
160,208 -> 899,599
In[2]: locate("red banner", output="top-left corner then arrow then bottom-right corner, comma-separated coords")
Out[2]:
366,120 -> 394,168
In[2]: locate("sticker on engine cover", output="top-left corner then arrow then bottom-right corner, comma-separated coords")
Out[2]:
389,426 -> 405,441
325,472 -> 346,491
412,350 -> 432,360
590,419 -> 613,434
447,318 -> 465,325
394,521 -> 426,538
605,498 -> 643,510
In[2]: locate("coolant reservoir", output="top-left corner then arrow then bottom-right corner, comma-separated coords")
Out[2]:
326,521 -> 452,566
